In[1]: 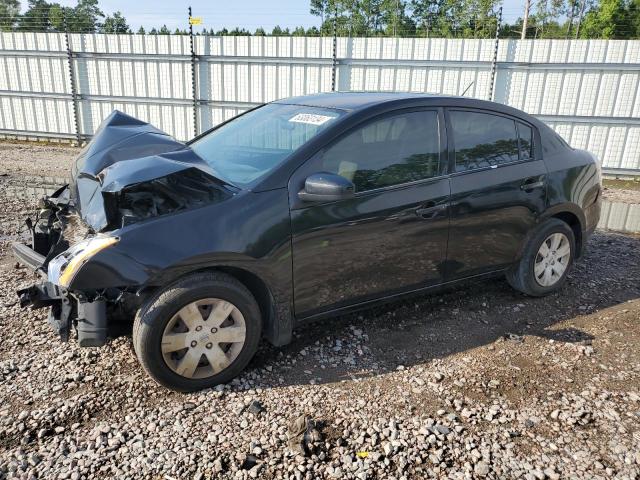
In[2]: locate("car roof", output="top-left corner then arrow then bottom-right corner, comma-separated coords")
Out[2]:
273,91 -> 448,110
273,91 -> 545,128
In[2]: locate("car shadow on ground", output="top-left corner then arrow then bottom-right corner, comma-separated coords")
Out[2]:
248,231 -> 639,389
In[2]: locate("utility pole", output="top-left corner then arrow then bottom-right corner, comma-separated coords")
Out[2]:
521,0 -> 531,39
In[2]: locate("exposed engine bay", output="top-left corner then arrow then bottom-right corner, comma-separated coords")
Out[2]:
104,168 -> 231,229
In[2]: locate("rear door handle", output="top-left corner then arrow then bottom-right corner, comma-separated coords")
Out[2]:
415,203 -> 448,219
520,178 -> 545,191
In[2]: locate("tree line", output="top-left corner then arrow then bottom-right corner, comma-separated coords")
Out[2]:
312,0 -> 640,39
0,0 -> 638,39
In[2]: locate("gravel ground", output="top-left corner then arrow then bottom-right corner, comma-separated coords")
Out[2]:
0,142 -> 78,178
602,181 -> 640,204
1,143 -> 640,480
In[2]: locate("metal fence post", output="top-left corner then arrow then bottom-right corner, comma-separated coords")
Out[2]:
331,7 -> 338,92
188,6 -> 198,138
189,7 -> 199,137
63,18 -> 82,145
488,6 -> 502,101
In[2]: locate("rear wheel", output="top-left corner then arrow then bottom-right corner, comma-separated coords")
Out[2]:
133,271 -> 261,392
506,218 -> 575,296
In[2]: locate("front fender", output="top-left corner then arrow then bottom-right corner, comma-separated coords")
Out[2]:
67,188 -> 295,346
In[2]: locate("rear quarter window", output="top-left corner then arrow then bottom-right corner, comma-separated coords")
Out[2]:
517,122 -> 534,160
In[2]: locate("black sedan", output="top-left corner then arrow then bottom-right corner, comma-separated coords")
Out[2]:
13,92 -> 602,391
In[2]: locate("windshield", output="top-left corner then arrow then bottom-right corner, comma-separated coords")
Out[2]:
190,103 -> 345,186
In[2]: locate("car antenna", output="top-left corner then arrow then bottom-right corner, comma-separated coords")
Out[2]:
462,81 -> 475,96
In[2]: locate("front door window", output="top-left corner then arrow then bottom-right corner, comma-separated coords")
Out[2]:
318,110 -> 441,192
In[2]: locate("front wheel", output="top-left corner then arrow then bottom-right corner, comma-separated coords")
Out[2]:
506,218 -> 576,297
133,271 -> 262,392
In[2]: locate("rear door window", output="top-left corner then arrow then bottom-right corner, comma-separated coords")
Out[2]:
450,111 -> 519,172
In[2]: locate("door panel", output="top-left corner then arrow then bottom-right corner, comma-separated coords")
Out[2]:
446,159 -> 547,279
291,178 -> 450,317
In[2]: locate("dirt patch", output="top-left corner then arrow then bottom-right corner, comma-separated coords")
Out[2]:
603,179 -> 640,203
0,142 -> 78,178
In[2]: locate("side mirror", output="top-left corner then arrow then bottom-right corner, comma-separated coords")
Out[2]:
298,172 -> 355,203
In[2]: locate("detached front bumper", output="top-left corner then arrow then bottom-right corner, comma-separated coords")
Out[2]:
13,242 -> 108,347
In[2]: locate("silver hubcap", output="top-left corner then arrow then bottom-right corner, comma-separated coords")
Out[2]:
534,232 -> 571,287
161,298 -> 246,379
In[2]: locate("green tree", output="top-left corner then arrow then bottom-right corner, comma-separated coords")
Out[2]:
254,27 -> 266,35
531,0 -> 571,37
292,25 -> 307,35
311,0 -> 424,36
102,11 -> 129,33
271,25 -> 290,35
412,0 -> 501,37
468,0 -> 501,38
70,0 -> 103,32
310,0 -> 331,24
18,0 -> 53,31
630,0 -> 640,36
47,3 -> 70,31
158,24 -> 170,34
380,0 -> 416,36
0,0 -> 20,31
21,0 -> 104,32
228,26 -> 250,35
137,25 -> 145,34
579,0 -> 631,37
410,0 -> 446,36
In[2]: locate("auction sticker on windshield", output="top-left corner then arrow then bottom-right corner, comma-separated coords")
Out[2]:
289,113 -> 336,125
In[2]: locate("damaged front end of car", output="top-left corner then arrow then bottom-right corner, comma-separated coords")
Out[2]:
14,181 -> 120,346
13,110 -> 235,347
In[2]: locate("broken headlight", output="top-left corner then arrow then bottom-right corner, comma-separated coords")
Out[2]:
48,236 -> 119,287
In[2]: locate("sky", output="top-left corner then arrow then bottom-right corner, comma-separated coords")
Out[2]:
23,0 -> 527,32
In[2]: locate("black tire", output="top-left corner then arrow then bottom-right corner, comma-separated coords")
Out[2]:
133,271 -> 262,392
506,218 -> 576,297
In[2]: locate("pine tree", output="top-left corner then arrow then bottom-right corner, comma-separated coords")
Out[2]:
0,0 -> 20,31
102,11 -> 129,33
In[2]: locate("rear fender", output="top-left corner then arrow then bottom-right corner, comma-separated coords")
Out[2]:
512,202 -> 586,263
540,202 -> 586,229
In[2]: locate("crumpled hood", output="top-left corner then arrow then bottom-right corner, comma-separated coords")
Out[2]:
73,110 -> 185,178
72,111 -> 234,232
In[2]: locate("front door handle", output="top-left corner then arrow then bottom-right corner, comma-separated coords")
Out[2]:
415,203 -> 448,219
521,178 -> 545,191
